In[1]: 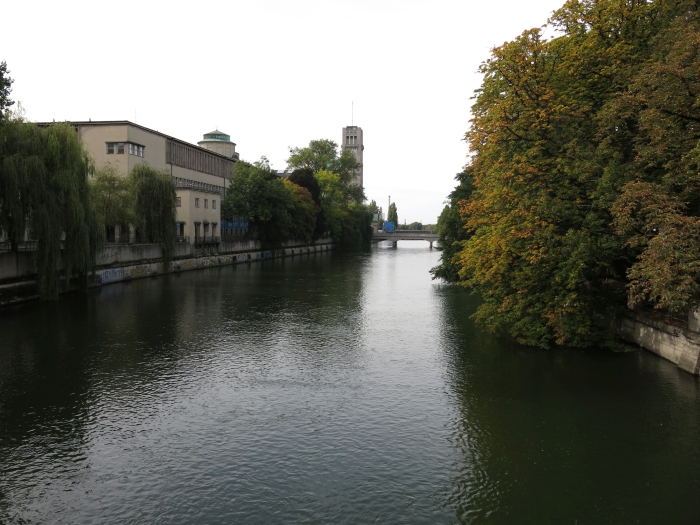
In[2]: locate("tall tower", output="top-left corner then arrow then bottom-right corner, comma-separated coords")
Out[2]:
341,126 -> 364,187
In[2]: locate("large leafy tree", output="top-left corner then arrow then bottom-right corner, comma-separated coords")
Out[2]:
287,139 -> 365,202
446,0 -> 688,348
0,119 -> 103,299
287,139 -> 372,249
222,158 -> 294,247
608,1 -> 700,313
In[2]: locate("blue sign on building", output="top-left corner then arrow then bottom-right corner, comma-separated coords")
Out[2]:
221,220 -> 249,229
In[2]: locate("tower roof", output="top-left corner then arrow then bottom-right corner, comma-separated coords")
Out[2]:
201,129 -> 231,142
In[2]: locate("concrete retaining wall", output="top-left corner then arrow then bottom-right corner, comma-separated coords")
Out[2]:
0,239 -> 334,307
618,311 -> 700,375
94,243 -> 334,286
0,251 -> 36,281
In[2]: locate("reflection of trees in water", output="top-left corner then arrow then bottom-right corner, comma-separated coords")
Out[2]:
435,285 -> 700,524
0,299 -> 98,519
0,252 -> 369,519
216,252 -> 369,377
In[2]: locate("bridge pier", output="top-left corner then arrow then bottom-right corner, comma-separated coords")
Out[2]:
392,241 -> 397,248
429,241 -> 433,249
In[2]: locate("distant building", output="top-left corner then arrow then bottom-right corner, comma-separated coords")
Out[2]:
341,125 -> 364,187
50,120 -> 242,245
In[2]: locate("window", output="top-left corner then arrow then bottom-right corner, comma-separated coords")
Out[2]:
106,143 -> 114,154
139,146 -> 144,157
175,197 -> 181,207
116,143 -> 125,154
204,199 -> 208,209
195,198 -> 200,208
212,200 -> 216,210
129,143 -> 134,155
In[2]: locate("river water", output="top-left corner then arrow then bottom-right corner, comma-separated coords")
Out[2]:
0,245 -> 699,524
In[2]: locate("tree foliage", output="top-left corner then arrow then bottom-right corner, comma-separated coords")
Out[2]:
442,0 -> 700,348
315,169 -> 347,237
368,199 -> 384,229
387,202 -> 398,226
90,165 -> 132,232
338,205 -> 373,252
431,170 -> 474,282
0,119 -> 102,299
128,164 -> 177,259
288,167 -> 325,238
287,140 -> 372,250
287,138 -> 365,202
0,61 -> 13,122
283,178 -> 318,244
222,159 -> 294,248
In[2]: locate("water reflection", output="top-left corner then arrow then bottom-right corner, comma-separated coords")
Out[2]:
0,248 -> 699,523
436,284 -> 700,524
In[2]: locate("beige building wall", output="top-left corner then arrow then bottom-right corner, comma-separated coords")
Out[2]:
71,121 -> 231,245
175,189 -> 221,239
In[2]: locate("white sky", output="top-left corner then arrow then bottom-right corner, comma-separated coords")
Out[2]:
2,0 -> 564,224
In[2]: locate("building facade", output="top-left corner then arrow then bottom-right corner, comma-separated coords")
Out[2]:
341,125 -> 364,187
67,121 -> 239,244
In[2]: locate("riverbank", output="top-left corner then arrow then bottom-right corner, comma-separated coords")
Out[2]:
0,238 -> 334,307
618,310 -> 700,375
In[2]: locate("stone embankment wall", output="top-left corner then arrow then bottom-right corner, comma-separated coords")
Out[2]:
618,310 -> 700,375
0,239 -> 334,307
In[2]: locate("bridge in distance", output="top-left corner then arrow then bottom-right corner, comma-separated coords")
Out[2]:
372,230 -> 439,248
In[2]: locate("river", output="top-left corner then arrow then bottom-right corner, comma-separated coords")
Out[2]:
1,244 -> 699,524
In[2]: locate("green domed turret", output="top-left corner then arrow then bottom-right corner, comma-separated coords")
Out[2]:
201,130 -> 231,142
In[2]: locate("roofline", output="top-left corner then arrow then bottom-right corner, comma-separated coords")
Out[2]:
35,120 -> 235,162
198,138 -> 237,146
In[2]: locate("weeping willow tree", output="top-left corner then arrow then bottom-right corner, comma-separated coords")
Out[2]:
0,118 -> 103,299
128,163 -> 176,259
90,165 -> 132,237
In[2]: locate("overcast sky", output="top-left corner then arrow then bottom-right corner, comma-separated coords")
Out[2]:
2,0 -> 564,224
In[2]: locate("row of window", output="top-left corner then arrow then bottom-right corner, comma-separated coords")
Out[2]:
175,197 -> 217,210
106,142 -> 145,157
172,177 -> 224,195
167,140 -> 234,179
223,228 -> 247,236
195,198 -> 216,209
346,136 -> 359,144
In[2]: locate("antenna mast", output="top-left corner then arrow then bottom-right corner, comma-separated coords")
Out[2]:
352,101 -> 354,126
